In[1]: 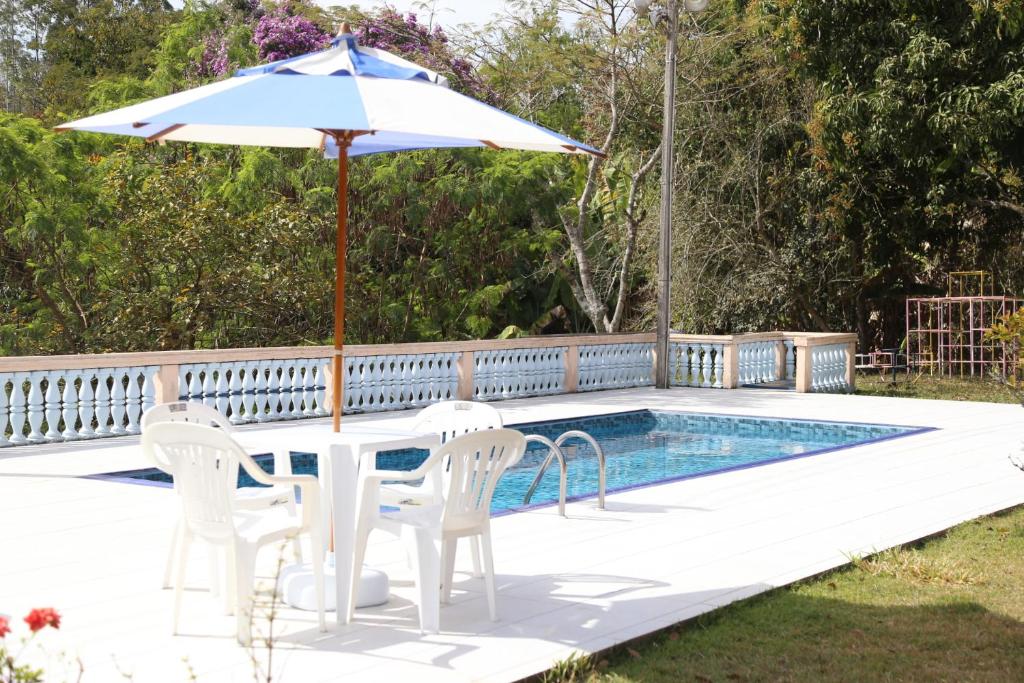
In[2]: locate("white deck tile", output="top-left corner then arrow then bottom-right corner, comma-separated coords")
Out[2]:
1,387 -> 1022,682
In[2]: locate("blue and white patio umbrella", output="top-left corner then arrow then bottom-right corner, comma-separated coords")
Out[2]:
58,27 -> 602,430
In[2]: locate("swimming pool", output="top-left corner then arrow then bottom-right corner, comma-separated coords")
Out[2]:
109,410 -> 929,514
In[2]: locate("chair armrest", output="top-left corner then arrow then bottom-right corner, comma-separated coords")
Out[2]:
278,475 -> 320,530
271,448 -> 293,477
360,468 -> 427,485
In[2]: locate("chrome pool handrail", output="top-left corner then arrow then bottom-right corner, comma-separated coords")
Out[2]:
555,430 -> 606,511
522,430 -> 606,514
522,435 -> 568,517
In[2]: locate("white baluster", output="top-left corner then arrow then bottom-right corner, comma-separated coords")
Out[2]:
226,363 -> 242,423
738,344 -> 748,384
399,357 -> 413,408
269,363 -> 284,419
713,345 -> 724,388
110,370 -> 127,435
343,357 -> 357,413
237,363 -> 254,423
186,366 -> 201,399
0,374 -> 11,447
61,372 -> 81,440
125,368 -> 143,434
78,372 -> 95,438
419,356 -> 433,404
359,356 -> 375,411
386,357 -> 399,409
290,362 -> 306,417
43,371 -> 62,441
313,360 -> 328,415
94,372 -> 112,436
198,367 -> 214,408
141,366 -> 158,416
208,365 -> 226,416
301,360 -> 316,416
9,372 -> 28,445
473,352 -> 487,400
254,361 -> 270,422
26,371 -> 45,442
686,345 -> 697,386
785,341 -> 795,380
701,344 -> 713,388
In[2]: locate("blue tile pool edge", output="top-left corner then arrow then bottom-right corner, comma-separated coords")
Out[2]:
493,420 -> 938,517
84,409 -> 940,512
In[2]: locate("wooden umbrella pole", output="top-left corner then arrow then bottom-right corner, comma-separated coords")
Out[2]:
332,134 -> 351,432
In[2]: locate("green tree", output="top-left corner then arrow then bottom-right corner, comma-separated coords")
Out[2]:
781,0 -> 1024,347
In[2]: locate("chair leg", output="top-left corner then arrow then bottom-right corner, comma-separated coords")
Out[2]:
441,538 -> 457,604
163,517 -> 181,589
234,545 -> 256,646
470,535 -> 483,578
223,545 -> 237,616
479,532 -> 497,621
308,529 -> 327,633
285,495 -> 302,562
409,526 -> 441,634
207,545 -> 223,601
172,530 -> 192,635
348,515 -> 373,622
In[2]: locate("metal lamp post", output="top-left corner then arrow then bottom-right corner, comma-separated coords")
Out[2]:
634,0 -> 709,388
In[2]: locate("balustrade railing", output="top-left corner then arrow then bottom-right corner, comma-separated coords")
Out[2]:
737,340 -> 778,385
0,331 -> 857,446
577,343 -> 654,392
473,346 -> 565,400
669,341 -> 725,388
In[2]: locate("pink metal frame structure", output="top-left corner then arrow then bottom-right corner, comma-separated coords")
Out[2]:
906,296 -> 1024,377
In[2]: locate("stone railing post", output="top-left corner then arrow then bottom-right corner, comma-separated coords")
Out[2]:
794,340 -> 813,393
721,342 -> 739,389
153,364 -> 181,404
322,360 -> 338,415
457,350 -> 475,400
774,341 -> 786,382
564,344 -> 579,393
845,340 -> 857,392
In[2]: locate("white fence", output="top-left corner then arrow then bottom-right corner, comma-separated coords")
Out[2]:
0,331 -> 856,446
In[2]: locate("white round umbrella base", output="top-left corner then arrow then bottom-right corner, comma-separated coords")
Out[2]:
277,560 -> 389,612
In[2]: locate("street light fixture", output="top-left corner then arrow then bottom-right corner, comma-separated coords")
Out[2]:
634,0 -> 709,389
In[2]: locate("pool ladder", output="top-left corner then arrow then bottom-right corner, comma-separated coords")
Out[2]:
522,431 -> 606,517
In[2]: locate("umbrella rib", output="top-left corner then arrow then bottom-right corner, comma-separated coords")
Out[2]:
145,124 -> 186,143
481,140 -> 502,150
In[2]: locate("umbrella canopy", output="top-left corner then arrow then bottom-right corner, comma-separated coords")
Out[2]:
58,32 -> 599,157
58,28 -> 601,431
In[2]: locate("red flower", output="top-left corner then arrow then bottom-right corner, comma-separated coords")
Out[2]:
24,607 -> 60,632
0,614 -> 10,638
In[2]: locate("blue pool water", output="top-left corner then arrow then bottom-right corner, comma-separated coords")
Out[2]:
109,410 -> 927,514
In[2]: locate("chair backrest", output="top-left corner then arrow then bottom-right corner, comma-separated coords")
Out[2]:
141,401 -> 235,432
142,422 -> 246,542
140,402 -> 234,473
436,429 -> 525,531
412,401 -> 503,442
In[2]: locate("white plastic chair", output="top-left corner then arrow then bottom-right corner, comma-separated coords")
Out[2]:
142,422 -> 326,645
377,400 -> 504,507
350,428 -> 525,633
357,400 -> 503,586
141,402 -> 301,590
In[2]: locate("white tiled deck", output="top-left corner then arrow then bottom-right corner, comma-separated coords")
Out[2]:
2,388 -> 1022,682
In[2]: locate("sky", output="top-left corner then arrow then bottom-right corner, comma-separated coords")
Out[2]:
324,1 -> 511,28
163,2 -> 513,28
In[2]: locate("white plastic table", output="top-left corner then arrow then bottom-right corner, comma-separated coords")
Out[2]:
234,421 -> 438,625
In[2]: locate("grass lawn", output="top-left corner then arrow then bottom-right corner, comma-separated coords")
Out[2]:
542,506 -> 1024,682
855,372 -> 1020,404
